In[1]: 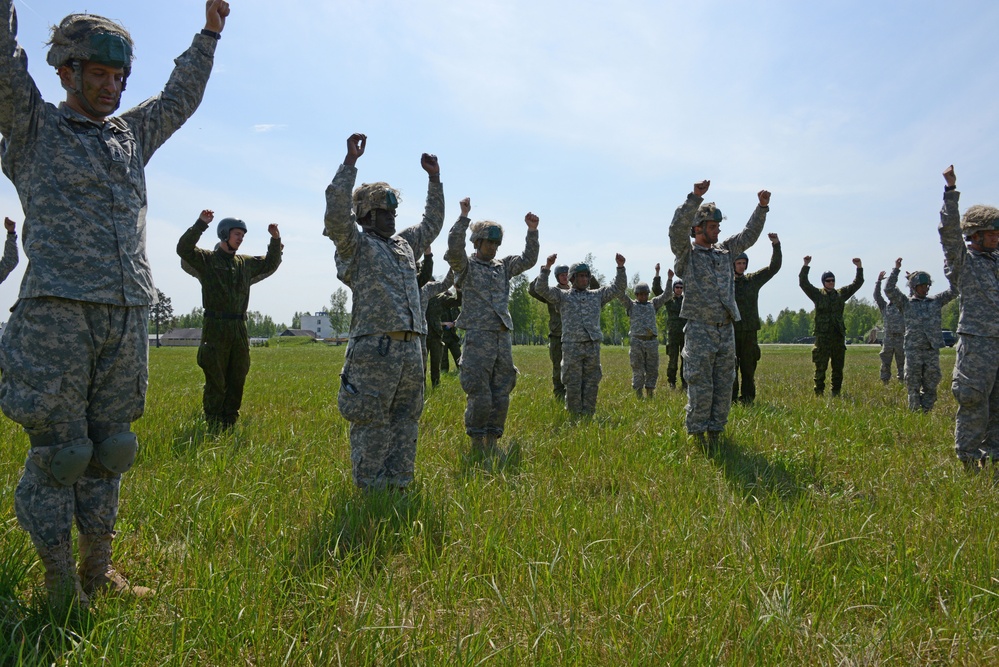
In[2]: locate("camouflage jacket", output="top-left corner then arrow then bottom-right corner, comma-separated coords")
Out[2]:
799,265 -> 864,338
733,242 -> 781,331
0,1 -> 217,306
529,278 -> 569,337
873,278 -> 905,338
669,193 -> 768,324
885,267 -> 957,350
653,276 -> 686,335
534,266 -> 626,343
421,270 -> 453,327
324,164 -> 444,338
939,189 -> 999,338
0,231 -> 17,283
426,288 -> 458,338
176,219 -> 282,325
445,217 -> 539,331
620,279 -> 672,338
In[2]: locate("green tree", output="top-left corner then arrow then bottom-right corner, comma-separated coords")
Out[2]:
174,307 -> 204,329
329,288 -> 351,336
942,299 -> 959,331
149,289 -> 174,348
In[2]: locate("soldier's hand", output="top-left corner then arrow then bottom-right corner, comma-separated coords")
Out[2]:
758,189 -> 771,207
459,197 -> 471,217
269,223 -> 280,239
3,217 -> 15,234
345,133 -> 366,166
655,262 -> 661,275
616,253 -> 626,267
852,257 -> 862,268
668,268 -> 675,279
894,257 -> 902,269
205,0 -> 230,33
421,153 -> 440,177
803,255 -> 811,266
525,212 -> 539,230
199,209 -> 214,223
545,253 -> 557,270
693,180 -> 710,197
768,232 -> 779,244
878,271 -> 886,281
943,165 -> 956,187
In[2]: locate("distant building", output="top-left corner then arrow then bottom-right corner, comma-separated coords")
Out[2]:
161,328 -> 202,347
280,329 -> 317,338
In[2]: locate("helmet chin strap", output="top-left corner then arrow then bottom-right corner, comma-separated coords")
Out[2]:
65,61 -> 124,119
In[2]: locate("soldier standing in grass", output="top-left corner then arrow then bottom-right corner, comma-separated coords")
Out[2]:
0,217 -> 18,283
884,258 -> 957,412
176,210 -> 282,430
938,165 -> 999,468
530,262 -> 571,399
799,257 -> 864,396
732,233 -> 782,404
0,0 -> 230,611
445,197 -> 539,459
324,133 -> 444,492
654,274 -> 687,389
439,292 -> 463,373
533,254 -> 627,416
669,180 -> 770,445
619,263 -> 673,398
874,270 -> 905,384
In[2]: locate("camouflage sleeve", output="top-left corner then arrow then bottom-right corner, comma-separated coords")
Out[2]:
873,278 -> 887,311
422,268 -> 455,302
760,241 -> 782,283
799,265 -> 821,302
417,253 -> 434,288
399,180 -> 445,258
176,218 -> 212,275
600,266 -> 628,305
652,282 -> 673,310
533,268 -> 562,305
617,293 -> 634,313
651,275 -> 663,296
0,231 -> 17,283
884,268 -> 907,313
0,0 -> 44,144
505,229 -> 540,278
939,189 -> 964,284
444,216 -> 470,278
723,206 -> 768,259
669,193 -> 702,276
248,236 -> 283,280
119,34 -> 218,164
840,267 -> 865,300
323,164 -> 360,258
528,274 -> 546,303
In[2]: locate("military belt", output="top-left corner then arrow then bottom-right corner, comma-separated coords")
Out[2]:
205,310 -> 247,320
383,331 -> 419,342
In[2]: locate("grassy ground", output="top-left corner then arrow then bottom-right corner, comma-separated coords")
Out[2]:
2,343 -> 996,666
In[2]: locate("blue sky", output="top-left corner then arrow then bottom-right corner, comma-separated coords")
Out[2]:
2,0 -> 998,326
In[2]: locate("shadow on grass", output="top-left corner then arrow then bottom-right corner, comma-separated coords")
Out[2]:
291,485 -> 446,577
705,436 -> 807,504
454,438 -> 524,481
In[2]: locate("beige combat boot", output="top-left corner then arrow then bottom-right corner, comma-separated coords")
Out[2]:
37,540 -> 89,613
78,533 -> 155,598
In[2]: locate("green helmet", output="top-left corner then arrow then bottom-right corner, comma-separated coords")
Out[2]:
47,14 -> 133,73
960,204 -> 999,237
352,182 -> 400,221
691,202 -> 724,237
217,217 -> 248,243
907,271 -> 932,290
569,262 -> 590,280
470,221 -> 503,246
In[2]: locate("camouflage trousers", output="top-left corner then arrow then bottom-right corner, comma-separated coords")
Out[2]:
337,334 -> 424,490
951,334 -> 999,462
880,334 -> 904,383
562,340 -> 602,415
0,298 -> 147,548
441,329 -> 462,372
426,331 -> 444,387
197,323 -> 250,426
666,331 -> 685,386
733,329 -> 761,402
682,321 -> 736,434
903,344 -> 941,412
459,330 -> 517,437
629,337 -> 660,390
812,336 -> 846,395
548,335 -> 565,398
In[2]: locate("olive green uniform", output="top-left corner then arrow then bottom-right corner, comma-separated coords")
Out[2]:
733,242 -> 782,403
799,265 -> 864,396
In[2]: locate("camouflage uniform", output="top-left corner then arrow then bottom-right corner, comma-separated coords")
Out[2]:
654,277 -> 687,388
885,267 -> 957,412
669,193 -> 768,436
799,265 -> 864,395
0,0 -> 217,575
733,242 -> 782,403
533,266 -> 627,415
176,217 -> 282,427
425,290 -> 454,387
529,274 -> 570,398
440,297 -> 462,372
419,262 -> 453,387
874,276 -> 906,383
939,188 -> 999,463
0,229 -> 16,282
445,217 -> 539,438
324,164 -> 444,490
620,281 -> 673,391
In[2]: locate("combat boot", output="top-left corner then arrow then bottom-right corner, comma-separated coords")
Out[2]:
645,387 -> 654,398
635,388 -> 644,399
469,435 -> 489,460
37,540 -> 88,613
78,533 -> 155,598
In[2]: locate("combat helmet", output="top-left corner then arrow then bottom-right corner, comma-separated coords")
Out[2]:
47,14 -> 134,115
470,221 -> 503,246
960,205 -> 999,238
217,217 -> 248,243
907,271 -> 932,292
569,262 -> 590,281
634,281 -> 650,294
352,182 -> 400,221
691,202 -> 725,237
554,264 -> 569,276
820,271 -> 835,285
673,278 -> 684,289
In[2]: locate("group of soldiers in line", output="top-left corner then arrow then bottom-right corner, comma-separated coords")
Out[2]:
1,1 -> 998,619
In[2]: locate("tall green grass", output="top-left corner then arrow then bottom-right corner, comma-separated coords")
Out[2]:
2,343 -> 996,665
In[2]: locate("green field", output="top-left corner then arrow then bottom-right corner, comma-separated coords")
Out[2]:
3,343 -> 997,665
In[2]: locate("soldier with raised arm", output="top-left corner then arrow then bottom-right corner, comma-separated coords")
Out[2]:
938,165 -> 999,468
732,233 -> 782,404
324,133 -> 444,492
668,180 -> 770,446
799,257 -> 864,396
529,262 -> 571,399
874,269 -> 905,384
619,263 -> 673,398
445,198 -> 539,459
0,216 -> 18,284
0,0 -> 230,611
